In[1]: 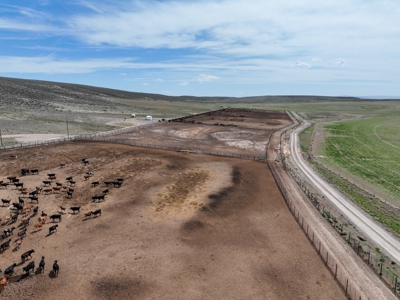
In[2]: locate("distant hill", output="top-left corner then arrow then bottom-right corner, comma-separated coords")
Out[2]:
0,76 -> 384,111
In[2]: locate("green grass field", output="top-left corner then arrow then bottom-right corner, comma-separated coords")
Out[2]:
320,116 -> 400,201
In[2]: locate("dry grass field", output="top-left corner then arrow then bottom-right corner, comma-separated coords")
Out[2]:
0,109 -> 345,299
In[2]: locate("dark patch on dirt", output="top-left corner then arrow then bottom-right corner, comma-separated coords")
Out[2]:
92,278 -> 149,299
182,220 -> 204,232
202,166 -> 241,212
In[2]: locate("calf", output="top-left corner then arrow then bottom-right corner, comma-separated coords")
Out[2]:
93,209 -> 102,217
23,261 -> 35,274
39,256 -> 45,273
52,186 -> 62,193
34,221 -> 44,228
18,197 -> 24,206
84,211 -> 92,218
70,206 -> 81,214
69,180 -> 76,186
33,206 -> 39,214
66,191 -> 73,198
4,263 -> 17,276
43,188 -> 53,194
48,175 -> 57,181
60,163 -> 66,168
66,176 -> 73,181
91,181 -> 100,187
49,225 -> 58,234
21,249 -> 35,261
82,160 -> 89,165
50,214 -> 62,222
102,189 -> 109,195
0,239 -> 11,251
53,260 -> 59,276
15,238 -> 23,250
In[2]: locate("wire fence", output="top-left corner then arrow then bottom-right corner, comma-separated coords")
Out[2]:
268,161 -> 366,300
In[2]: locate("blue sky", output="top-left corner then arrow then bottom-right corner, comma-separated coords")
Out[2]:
0,0 -> 399,97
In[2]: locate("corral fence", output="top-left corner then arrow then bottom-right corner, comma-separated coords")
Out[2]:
0,121 -> 266,162
268,161 -> 366,300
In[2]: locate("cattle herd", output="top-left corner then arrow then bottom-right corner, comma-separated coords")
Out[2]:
0,159 -> 124,290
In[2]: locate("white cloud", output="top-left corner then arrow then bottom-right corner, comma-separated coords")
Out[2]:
179,81 -> 189,86
293,61 -> 311,69
119,72 -> 126,76
155,78 -> 164,82
142,82 -> 149,86
195,74 -> 219,83
332,58 -> 346,67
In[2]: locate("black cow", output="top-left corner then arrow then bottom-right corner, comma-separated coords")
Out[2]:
4,263 -> 17,276
42,180 -> 51,186
66,176 -> 73,181
21,249 -> 35,261
70,206 -> 81,213
50,214 -> 62,222
49,225 -> 58,234
1,198 -> 10,206
0,239 -> 11,251
53,260 -> 59,276
93,209 -> 102,217
30,169 -> 39,175
23,261 -> 35,274
91,181 -> 100,187
39,256 -> 45,273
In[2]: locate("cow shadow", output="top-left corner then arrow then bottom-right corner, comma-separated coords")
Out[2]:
48,270 -> 58,279
35,267 -> 44,275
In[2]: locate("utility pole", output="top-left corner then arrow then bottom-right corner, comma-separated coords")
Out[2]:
66,117 -> 70,139
0,129 -> 3,147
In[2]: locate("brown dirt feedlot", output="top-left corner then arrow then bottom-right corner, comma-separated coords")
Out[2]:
0,109 -> 343,299
102,109 -> 293,157
0,142 -> 344,299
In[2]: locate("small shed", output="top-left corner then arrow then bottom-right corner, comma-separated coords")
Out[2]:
145,115 -> 153,121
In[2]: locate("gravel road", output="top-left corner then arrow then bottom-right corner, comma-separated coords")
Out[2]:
290,120 -> 400,265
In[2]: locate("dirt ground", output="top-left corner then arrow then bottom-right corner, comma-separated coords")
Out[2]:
103,109 -> 293,157
0,109 -> 345,299
0,140 -> 344,300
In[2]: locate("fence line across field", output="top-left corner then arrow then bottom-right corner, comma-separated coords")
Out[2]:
0,122 -> 266,163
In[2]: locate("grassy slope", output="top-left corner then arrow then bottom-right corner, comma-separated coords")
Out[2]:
321,117 -> 400,201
